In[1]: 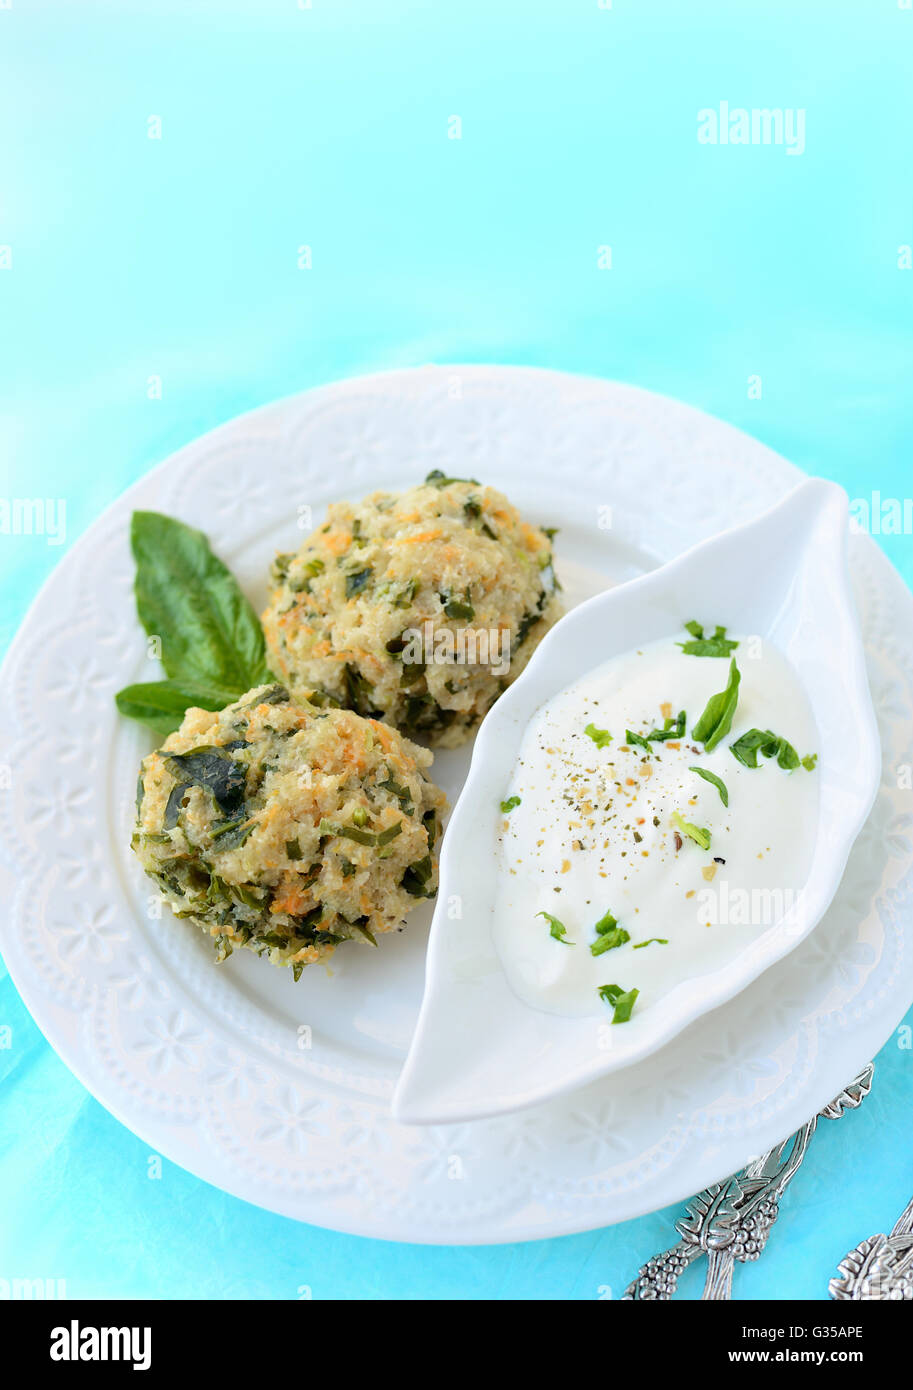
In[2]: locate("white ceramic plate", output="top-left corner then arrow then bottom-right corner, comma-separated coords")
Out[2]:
1,367 -> 911,1243
394,480 -> 880,1123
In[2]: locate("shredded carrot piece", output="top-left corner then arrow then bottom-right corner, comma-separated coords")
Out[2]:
393,529 -> 444,545
323,531 -> 351,555
271,872 -> 314,916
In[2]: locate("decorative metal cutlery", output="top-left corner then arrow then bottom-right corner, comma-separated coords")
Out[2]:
623,1063 -> 874,1300
830,1194 -> 913,1300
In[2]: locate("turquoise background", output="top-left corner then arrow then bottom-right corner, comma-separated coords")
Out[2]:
2,0 -> 912,1299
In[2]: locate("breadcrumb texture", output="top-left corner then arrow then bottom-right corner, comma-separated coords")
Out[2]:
262,473 -> 562,747
132,684 -> 446,974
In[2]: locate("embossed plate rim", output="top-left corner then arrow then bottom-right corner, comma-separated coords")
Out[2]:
0,364 -> 911,1243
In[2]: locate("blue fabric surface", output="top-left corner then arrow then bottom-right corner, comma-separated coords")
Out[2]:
1,0 -> 912,1299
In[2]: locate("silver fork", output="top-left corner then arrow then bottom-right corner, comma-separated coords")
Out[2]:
623,1063 -> 874,1300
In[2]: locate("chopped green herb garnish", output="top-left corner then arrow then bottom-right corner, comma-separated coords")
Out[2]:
625,729 -> 652,751
730,728 -> 779,768
671,809 -> 712,851
345,568 -> 373,599
689,766 -> 729,807
289,556 -> 325,591
422,808 -> 438,850
729,727 -> 814,772
647,710 -> 686,742
319,818 -> 376,846
388,577 -> 419,609
775,738 -> 801,771
343,663 -> 378,716
584,723 -> 613,749
537,910 -> 574,946
210,817 -> 245,839
305,687 -> 343,708
443,589 -> 475,620
500,795 -> 521,813
285,838 -> 303,860
349,922 -> 378,947
633,938 -> 668,950
692,658 -> 741,751
678,621 -> 739,658
401,855 -> 435,897
514,607 -> 544,651
597,983 -> 639,1023
208,817 -> 256,849
591,926 -> 630,956
377,775 -> 413,809
590,909 -> 629,954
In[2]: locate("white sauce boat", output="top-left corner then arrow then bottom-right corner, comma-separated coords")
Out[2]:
392,479 -> 880,1124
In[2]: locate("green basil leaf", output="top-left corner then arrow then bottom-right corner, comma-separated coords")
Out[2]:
729,727 -> 776,768
115,678 -> 240,737
775,738 -> 801,770
689,765 -> 729,807
730,727 -> 810,772
692,658 -> 741,751
166,746 -> 247,816
130,511 -> 272,692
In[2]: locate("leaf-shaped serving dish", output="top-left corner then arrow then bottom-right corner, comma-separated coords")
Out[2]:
393,479 -> 880,1123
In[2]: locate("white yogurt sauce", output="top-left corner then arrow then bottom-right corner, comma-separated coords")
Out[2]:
493,636 -> 818,1019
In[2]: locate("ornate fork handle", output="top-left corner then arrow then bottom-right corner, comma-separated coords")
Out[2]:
624,1063 -> 874,1301
830,1193 -> 913,1300
696,1118 -> 816,1301
623,1240 -> 701,1300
